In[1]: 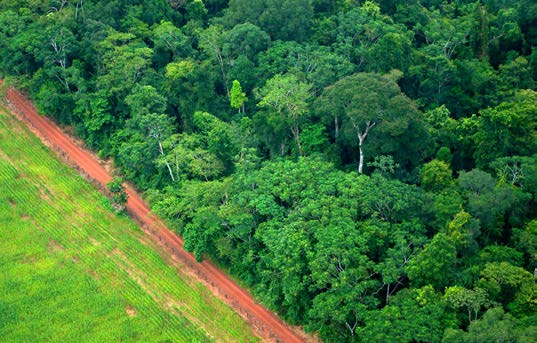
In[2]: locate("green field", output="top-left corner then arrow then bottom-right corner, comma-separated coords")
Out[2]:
0,105 -> 258,342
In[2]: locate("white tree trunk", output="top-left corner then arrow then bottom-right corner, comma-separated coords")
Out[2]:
356,120 -> 376,174
358,140 -> 364,174
158,141 -> 175,182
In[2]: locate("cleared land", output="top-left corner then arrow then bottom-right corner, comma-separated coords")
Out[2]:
0,104 -> 258,342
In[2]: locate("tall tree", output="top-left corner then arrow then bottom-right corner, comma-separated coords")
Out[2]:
223,0 -> 314,42
406,232 -> 457,290
317,71 -> 431,173
257,74 -> 313,156
95,29 -> 154,117
230,79 -> 247,114
151,20 -> 191,65
198,25 -> 230,98
473,90 -> 537,169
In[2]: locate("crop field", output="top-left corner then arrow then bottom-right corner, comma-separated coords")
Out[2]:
0,105 -> 258,342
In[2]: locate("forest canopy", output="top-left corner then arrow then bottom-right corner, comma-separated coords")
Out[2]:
1,1 -> 536,342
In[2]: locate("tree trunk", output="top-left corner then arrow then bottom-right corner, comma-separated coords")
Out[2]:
75,0 -> 85,20
334,116 -> 339,140
356,120 -> 376,174
358,140 -> 364,174
291,126 -> 303,156
215,51 -> 230,99
158,141 -> 175,182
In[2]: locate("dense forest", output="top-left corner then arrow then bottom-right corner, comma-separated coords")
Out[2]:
1,0 -> 536,341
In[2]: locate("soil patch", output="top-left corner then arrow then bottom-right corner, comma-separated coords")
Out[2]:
125,305 -> 137,317
47,239 -> 65,253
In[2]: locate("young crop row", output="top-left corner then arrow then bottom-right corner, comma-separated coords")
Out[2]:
3,149 -> 204,339
0,108 -> 256,342
1,165 -> 210,342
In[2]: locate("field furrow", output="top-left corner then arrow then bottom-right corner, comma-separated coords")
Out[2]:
0,104 -> 258,342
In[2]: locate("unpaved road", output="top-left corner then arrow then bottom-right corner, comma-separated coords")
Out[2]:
4,84 -> 307,343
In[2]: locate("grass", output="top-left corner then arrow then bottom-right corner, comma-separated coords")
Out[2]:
0,104 -> 258,343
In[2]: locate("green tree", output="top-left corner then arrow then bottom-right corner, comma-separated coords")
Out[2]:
436,147 -> 453,165
220,0 -> 265,29
107,176 -> 129,212
256,217 -> 314,323
408,52 -> 457,110
407,232 -> 457,290
443,307 -> 537,343
256,74 -> 313,156
151,20 -> 191,65
36,23 -> 78,93
113,112 -> 176,187
192,111 -> 237,172
373,224 -> 427,304
180,179 -> 229,260
479,245 -> 524,267
332,2 -> 413,72
74,89 -> 113,149
357,173 -> 425,223
198,25 -> 230,98
95,29 -> 154,116
512,220 -> 537,270
419,6 -> 472,60
423,105 -> 458,151
491,155 -> 537,196
223,0 -> 314,42
317,71 -> 431,173
307,219 -> 379,338
0,9 -> 35,77
222,23 -> 270,62
427,191 -> 465,231
477,262 -> 534,307
458,169 -> 531,244
359,286 -> 453,343
367,155 -> 400,178
125,84 -> 167,117
473,90 -> 537,169
444,286 -> 490,324
230,79 -> 247,114
446,210 -> 479,255
159,133 -> 225,183
420,159 -> 453,192
141,113 -> 176,182
164,58 -> 217,130
256,41 -> 355,93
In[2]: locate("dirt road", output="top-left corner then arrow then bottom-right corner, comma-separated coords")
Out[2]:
4,84 -> 307,343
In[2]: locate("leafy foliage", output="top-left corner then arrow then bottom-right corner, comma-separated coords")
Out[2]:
107,176 -> 128,211
1,0 -> 536,341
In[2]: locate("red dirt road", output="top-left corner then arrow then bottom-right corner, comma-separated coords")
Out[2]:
4,84 -> 307,343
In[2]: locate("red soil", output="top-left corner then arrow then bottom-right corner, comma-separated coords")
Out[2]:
4,84 -> 307,343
